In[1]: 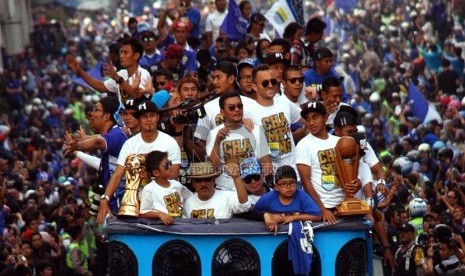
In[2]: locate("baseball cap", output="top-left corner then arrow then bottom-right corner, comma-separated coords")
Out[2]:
124,98 -> 141,110
166,44 -> 184,59
334,111 -> 357,128
300,101 -> 327,118
240,157 -> 262,179
151,90 -> 171,109
264,52 -> 288,66
215,61 -> 237,77
172,20 -> 191,31
399,223 -> 415,233
315,47 -> 333,60
237,58 -> 256,72
134,100 -> 159,118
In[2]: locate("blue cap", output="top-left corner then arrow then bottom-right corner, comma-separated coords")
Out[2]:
151,90 -> 171,109
240,157 -> 261,179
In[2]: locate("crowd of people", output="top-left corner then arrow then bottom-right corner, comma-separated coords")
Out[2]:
1,0 -> 465,275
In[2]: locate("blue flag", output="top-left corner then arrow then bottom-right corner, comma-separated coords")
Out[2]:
408,81 -> 442,124
290,0 -> 305,27
220,0 -> 247,41
335,0 -> 357,13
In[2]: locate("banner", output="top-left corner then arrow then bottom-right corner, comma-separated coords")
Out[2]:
220,0 -> 248,41
408,81 -> 442,124
264,0 -> 297,37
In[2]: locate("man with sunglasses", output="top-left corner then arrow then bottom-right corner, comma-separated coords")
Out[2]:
97,100 -> 181,224
249,64 -> 304,175
139,29 -> 163,75
153,69 -> 174,92
207,92 -> 272,191
282,65 -> 304,109
194,61 -> 256,145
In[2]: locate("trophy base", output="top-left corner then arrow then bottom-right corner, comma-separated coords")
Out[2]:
117,205 -> 140,218
335,198 -> 371,216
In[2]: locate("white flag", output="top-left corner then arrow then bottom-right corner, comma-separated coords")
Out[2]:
264,0 -> 297,37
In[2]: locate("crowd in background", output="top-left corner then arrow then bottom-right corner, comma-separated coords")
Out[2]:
1,0 -> 465,275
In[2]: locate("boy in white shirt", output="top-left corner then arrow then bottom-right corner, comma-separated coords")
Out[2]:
140,150 -> 192,225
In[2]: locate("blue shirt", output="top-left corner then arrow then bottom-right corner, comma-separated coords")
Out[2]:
101,126 -> 127,213
302,68 -> 350,103
253,190 -> 321,216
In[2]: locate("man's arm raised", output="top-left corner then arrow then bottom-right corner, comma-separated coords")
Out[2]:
66,55 -> 109,93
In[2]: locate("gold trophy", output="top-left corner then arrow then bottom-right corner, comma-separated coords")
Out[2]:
334,136 -> 370,216
118,154 -> 147,217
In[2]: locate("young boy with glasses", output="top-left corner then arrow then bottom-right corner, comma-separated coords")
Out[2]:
252,165 -> 321,234
139,150 -> 193,225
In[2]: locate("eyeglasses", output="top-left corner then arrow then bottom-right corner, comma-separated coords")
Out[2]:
142,37 -> 155,42
227,103 -> 243,112
244,174 -> 261,184
261,78 -> 277,88
239,75 -> 253,82
163,160 -> 173,170
287,77 -> 304,84
276,180 -> 297,188
155,81 -> 166,87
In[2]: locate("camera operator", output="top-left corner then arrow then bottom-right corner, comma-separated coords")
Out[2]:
421,224 -> 465,274
153,76 -> 207,189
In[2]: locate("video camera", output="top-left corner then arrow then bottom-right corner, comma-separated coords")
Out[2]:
158,99 -> 206,133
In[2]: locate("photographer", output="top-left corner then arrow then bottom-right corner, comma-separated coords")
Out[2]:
422,235 -> 465,274
153,76 -> 207,188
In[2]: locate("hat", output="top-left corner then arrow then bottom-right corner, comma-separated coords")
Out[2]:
63,180 -> 72,187
99,96 -> 120,114
264,52 -> 288,66
399,223 -> 415,233
240,157 -> 262,179
124,98 -> 141,110
166,44 -> 184,59
187,162 -> 220,178
250,12 -> 265,23
140,28 -> 159,38
151,90 -> 171,109
215,61 -> 237,77
237,58 -> 255,72
315,47 -> 333,60
275,165 -> 297,183
135,100 -> 159,118
301,101 -> 327,118
172,20 -> 191,31
334,111 -> 357,128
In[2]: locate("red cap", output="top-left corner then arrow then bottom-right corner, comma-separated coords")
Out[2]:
166,44 -> 184,59
172,20 -> 191,31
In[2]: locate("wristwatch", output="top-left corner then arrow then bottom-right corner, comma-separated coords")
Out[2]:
101,194 -> 111,201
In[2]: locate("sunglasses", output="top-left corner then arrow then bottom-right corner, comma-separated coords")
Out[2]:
163,160 -> 173,170
244,174 -> 261,184
155,81 -> 166,87
142,37 -> 155,42
287,77 -> 304,84
276,180 -> 297,188
227,103 -> 243,112
261,78 -> 277,88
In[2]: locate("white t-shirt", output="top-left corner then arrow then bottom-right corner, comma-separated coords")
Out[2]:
140,179 -> 193,217
248,100 -> 301,174
195,95 -> 257,141
295,133 -> 344,209
117,131 -> 181,167
279,93 -> 301,110
183,190 -> 251,219
103,66 -> 151,103
326,102 -> 351,126
363,142 -> 380,168
354,161 -> 373,200
206,124 -> 270,191
205,10 -> 228,44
